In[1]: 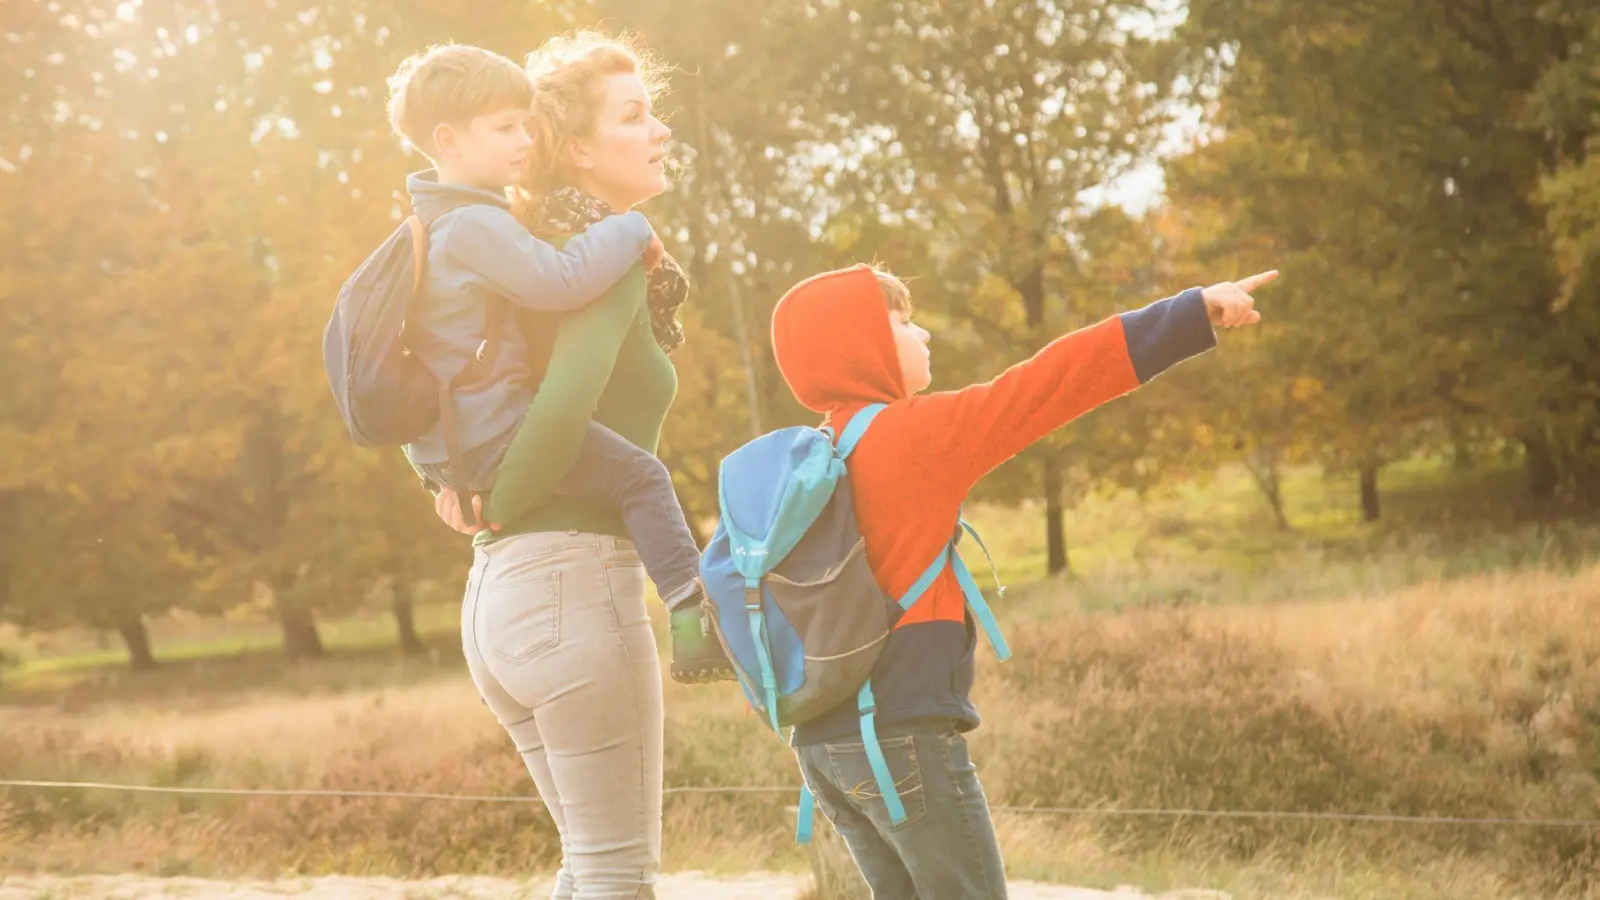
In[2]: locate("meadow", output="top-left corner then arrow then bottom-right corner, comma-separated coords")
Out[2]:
4,460 -> 1599,899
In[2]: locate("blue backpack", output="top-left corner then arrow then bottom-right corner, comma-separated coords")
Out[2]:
321,196 -> 502,525
699,402 -> 1011,842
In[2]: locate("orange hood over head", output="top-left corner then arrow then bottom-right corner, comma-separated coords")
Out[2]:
771,264 -> 905,417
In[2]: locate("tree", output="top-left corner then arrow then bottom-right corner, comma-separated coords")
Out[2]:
583,3 -> 876,526
792,0 -> 1188,573
0,1 -> 584,654
4,495 -> 206,671
1181,0 -> 1600,507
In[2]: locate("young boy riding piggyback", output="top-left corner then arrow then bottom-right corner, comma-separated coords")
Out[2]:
374,44 -> 734,683
752,263 -> 1274,898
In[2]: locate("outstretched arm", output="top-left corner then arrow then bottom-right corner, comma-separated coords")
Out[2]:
892,271 -> 1275,494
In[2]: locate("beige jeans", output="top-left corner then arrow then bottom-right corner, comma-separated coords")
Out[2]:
462,531 -> 664,900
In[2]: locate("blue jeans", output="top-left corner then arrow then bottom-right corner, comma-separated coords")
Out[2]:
795,718 -> 1008,899
420,420 -> 702,605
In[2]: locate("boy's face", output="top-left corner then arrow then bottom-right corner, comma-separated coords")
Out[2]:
889,307 -> 932,395
433,106 -> 532,190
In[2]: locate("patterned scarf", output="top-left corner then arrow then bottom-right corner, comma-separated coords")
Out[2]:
536,187 -> 688,355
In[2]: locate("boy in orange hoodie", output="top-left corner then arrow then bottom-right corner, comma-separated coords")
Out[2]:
770,263 -> 1274,898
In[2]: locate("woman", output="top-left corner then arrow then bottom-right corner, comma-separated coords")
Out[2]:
434,32 -> 682,900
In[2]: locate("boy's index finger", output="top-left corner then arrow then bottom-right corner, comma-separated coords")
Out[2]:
1235,270 -> 1280,293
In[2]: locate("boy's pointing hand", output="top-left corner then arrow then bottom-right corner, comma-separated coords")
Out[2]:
1202,270 -> 1277,328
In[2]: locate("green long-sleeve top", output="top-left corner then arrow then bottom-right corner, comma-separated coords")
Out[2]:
479,233 -> 678,542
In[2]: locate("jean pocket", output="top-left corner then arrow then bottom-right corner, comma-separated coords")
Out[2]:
825,733 -> 927,830
481,570 -> 562,665
604,537 -> 643,569
603,558 -> 650,631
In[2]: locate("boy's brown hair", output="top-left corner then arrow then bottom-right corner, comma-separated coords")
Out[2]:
870,265 -> 915,315
386,44 -> 534,159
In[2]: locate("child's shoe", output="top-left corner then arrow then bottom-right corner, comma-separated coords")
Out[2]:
667,586 -> 738,685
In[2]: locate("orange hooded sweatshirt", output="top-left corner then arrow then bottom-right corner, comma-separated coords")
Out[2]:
772,264 -> 1217,744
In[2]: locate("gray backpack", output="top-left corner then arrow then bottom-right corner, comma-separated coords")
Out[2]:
321,195 -> 505,524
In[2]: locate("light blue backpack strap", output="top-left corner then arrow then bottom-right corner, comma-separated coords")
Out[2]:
796,782 -> 816,844
951,550 -> 1011,661
899,521 -> 1006,660
835,403 -> 888,460
958,518 -> 1006,599
857,680 -> 908,824
744,578 -> 782,732
898,544 -> 949,611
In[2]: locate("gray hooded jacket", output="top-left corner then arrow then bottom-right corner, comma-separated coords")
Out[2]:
401,170 -> 652,466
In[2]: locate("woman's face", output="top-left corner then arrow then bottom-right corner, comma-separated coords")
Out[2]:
570,72 -> 672,210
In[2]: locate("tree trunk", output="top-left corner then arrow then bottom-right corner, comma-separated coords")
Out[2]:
1243,452 -> 1292,530
115,611 -> 158,672
278,601 -> 323,659
392,579 -> 425,657
0,489 -> 19,614
726,265 -> 764,440
654,452 -> 711,551
681,494 -> 709,550
687,85 -> 762,440
1578,438 -> 1600,510
270,574 -> 323,660
1043,457 -> 1071,576
1449,418 -> 1474,472
1522,429 -> 1559,500
1359,461 -> 1382,522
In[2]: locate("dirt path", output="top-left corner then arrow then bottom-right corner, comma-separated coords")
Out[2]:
0,873 -> 1231,899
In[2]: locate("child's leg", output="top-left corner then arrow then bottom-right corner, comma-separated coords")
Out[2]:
795,718 -> 1008,900
555,421 -> 702,608
796,749 -> 918,897
549,422 -> 734,686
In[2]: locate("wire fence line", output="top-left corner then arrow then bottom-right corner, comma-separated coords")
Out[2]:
5,779 -> 1599,828
0,780 -> 790,802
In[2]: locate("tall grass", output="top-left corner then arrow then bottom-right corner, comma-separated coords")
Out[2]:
6,461 -> 1600,897
5,559 -> 1600,898
984,564 -> 1600,897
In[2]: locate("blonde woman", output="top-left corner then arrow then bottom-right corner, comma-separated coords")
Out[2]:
431,33 -> 707,899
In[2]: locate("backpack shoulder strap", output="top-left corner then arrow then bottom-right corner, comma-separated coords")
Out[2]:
395,188 -> 492,529
476,296 -> 513,368
893,516 -> 1011,659
405,215 -> 427,294
835,403 -> 887,460
407,196 -> 510,372
416,195 -> 496,228
957,517 -> 1005,598
950,542 -> 1011,661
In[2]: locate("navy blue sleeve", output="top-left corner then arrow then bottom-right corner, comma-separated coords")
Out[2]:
1117,287 -> 1217,384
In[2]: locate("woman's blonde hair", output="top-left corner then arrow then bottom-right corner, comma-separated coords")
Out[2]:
511,31 -> 669,228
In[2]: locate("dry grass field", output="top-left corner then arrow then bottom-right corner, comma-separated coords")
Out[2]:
5,463 -> 1600,898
